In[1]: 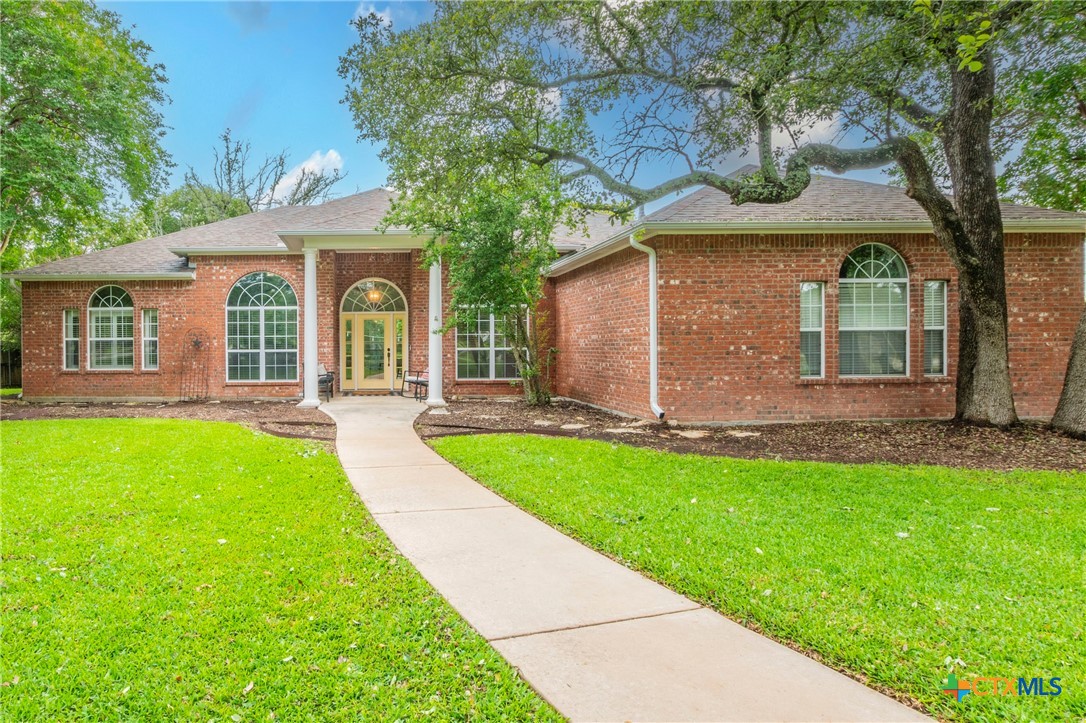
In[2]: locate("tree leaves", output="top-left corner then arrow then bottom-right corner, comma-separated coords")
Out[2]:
0,0 -> 171,258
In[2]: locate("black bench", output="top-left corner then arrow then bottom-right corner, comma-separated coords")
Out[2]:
317,365 -> 334,402
401,369 -> 428,401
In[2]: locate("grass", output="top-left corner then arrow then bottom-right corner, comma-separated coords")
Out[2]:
0,387 -> 20,398
431,434 -> 1086,723
1,419 -> 559,721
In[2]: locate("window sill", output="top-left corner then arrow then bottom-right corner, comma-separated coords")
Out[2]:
225,380 -> 300,386
797,376 -> 949,386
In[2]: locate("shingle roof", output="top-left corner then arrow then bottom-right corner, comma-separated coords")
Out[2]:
12,187 -> 628,278
644,166 -> 1085,224
12,175 -> 1082,280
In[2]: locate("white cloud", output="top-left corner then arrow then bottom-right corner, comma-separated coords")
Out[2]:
270,149 -> 344,203
354,2 -> 393,25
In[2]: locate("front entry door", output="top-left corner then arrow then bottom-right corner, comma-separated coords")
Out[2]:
340,312 -> 406,392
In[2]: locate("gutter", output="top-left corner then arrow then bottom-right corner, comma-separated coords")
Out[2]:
628,234 -> 665,420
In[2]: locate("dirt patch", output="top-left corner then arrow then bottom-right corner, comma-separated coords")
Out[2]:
1,399 -> 336,447
416,398 -> 1086,473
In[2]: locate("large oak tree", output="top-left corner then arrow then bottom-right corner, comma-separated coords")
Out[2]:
340,0 -> 1084,429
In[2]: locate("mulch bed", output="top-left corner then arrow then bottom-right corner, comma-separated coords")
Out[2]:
0,399 -> 336,446
416,398 -> 1086,472
5,396 -> 1082,472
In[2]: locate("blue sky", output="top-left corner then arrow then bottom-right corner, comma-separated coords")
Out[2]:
102,1 -> 889,207
101,1 -> 430,196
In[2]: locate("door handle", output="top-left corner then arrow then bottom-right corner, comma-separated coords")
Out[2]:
387,347 -> 391,364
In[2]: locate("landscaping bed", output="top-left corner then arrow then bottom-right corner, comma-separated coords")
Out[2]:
0,399 -> 335,445
417,398 -> 1086,472
431,433 -> 1086,722
1,419 -> 558,720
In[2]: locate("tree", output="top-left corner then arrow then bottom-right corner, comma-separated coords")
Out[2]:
182,129 -> 344,224
0,208 -> 151,352
385,169 -> 566,405
0,0 -> 170,258
340,0 -> 1083,428
999,14 -> 1086,438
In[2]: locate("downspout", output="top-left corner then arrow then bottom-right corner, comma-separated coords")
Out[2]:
629,233 -> 666,420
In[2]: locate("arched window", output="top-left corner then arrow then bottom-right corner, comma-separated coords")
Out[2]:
226,272 -> 298,381
88,286 -> 134,369
341,279 -> 406,312
839,244 -> 909,376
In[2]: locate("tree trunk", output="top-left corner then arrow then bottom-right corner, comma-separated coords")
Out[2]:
941,54 -> 1017,426
1052,305 -> 1086,438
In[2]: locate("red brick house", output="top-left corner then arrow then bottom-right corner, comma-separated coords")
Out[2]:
12,175 -> 1084,422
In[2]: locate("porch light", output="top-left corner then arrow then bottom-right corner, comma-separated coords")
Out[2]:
365,287 -> 383,304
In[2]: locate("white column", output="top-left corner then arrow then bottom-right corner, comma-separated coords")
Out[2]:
298,247 -> 320,408
426,259 -> 446,407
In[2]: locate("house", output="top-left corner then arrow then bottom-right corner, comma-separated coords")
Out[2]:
11,174 -> 1085,422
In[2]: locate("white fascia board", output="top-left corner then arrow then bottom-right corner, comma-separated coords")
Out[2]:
276,229 -> 427,252
7,272 -> 196,281
169,246 -> 295,257
548,218 -> 1086,277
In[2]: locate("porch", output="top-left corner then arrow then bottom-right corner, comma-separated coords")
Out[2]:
276,227 -> 447,409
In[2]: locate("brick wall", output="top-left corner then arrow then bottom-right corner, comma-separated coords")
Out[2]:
21,255 -> 309,401
554,247 -> 651,414
21,250 -> 535,402
553,232 -> 1083,422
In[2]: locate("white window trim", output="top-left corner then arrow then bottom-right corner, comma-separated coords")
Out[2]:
455,308 -> 523,382
63,308 -> 79,371
924,280 -> 949,377
225,304 -> 300,383
838,277 -> 910,379
142,308 -> 159,371
87,311 -> 135,370
799,282 -> 825,379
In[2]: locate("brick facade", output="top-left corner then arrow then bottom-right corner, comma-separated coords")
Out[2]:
20,233 -> 1083,418
554,232 -> 1083,422
20,250 -> 524,402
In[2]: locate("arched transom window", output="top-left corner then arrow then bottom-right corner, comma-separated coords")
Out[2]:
226,272 -> 298,381
839,244 -> 909,376
342,280 -> 406,312
89,285 -> 134,369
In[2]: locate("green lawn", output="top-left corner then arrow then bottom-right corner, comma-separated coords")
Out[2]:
0,387 -> 20,398
432,434 -> 1086,723
1,420 -> 559,721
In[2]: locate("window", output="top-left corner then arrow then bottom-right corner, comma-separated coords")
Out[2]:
142,309 -> 159,370
924,281 -> 947,375
226,272 -> 298,381
88,286 -> 134,369
63,309 -> 79,370
799,282 -> 824,377
456,308 -> 520,380
839,244 -> 909,376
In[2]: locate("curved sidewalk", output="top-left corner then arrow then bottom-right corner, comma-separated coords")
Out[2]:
322,397 -> 928,722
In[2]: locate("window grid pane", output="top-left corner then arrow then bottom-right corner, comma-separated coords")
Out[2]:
226,273 -> 298,382
63,309 -> 79,370
924,281 -> 947,375
88,306 -> 134,370
799,283 -> 824,378
839,245 -> 908,377
456,308 -> 525,380
142,309 -> 159,370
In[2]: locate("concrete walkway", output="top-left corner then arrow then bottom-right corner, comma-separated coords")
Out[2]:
322,397 -> 928,722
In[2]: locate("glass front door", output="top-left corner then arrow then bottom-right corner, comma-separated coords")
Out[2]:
362,317 -> 387,385
340,312 -> 407,392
